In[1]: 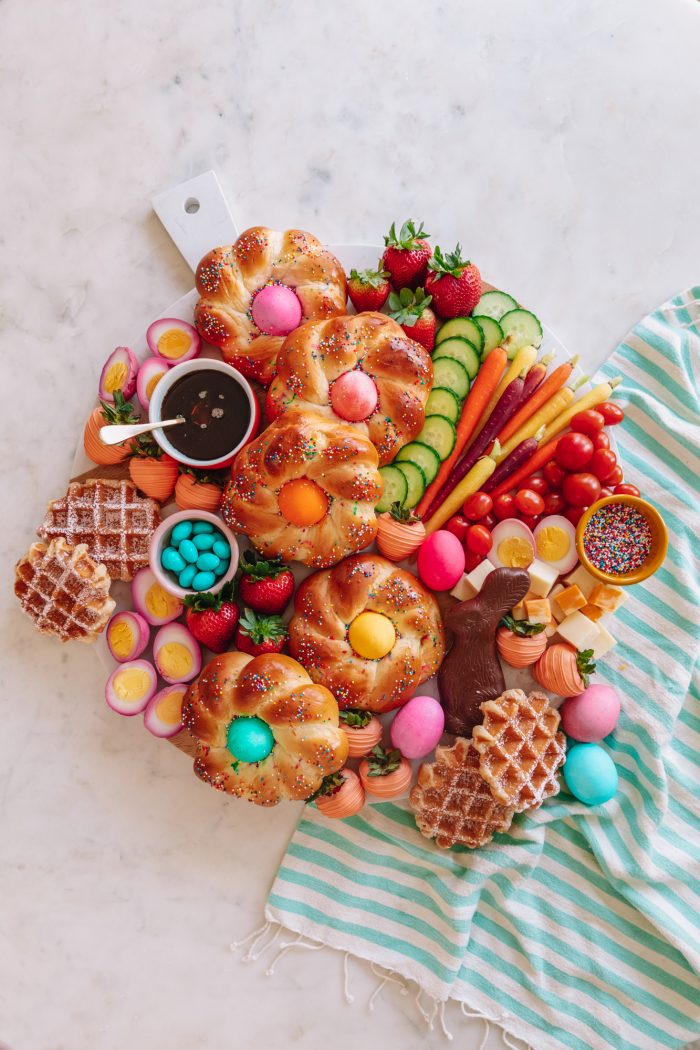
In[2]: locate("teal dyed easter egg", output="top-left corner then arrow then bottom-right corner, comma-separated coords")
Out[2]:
227,716 -> 274,764
564,743 -> 618,805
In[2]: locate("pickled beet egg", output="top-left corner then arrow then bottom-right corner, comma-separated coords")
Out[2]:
143,683 -> 187,738
132,567 -> 183,626
106,610 -> 150,662
136,356 -> 170,409
99,346 -> 138,402
152,623 -> 201,684
105,659 -> 157,716
147,318 -> 200,363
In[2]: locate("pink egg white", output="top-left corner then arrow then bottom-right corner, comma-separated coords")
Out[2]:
152,623 -> 202,684
136,356 -> 170,409
533,515 -> 579,574
147,318 -> 200,363
106,610 -> 150,663
98,346 -> 139,403
487,518 -> 536,569
132,567 -> 183,626
143,683 -> 188,738
105,659 -> 157,716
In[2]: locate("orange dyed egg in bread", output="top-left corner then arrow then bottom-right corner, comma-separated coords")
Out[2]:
315,769 -> 365,818
278,478 -> 328,526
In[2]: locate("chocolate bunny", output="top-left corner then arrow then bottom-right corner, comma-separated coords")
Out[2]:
439,567 -> 530,737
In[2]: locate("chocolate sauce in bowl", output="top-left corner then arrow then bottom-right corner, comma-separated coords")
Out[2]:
161,369 -> 251,461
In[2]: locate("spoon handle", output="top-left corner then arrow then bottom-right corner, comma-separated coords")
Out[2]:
99,417 -> 184,446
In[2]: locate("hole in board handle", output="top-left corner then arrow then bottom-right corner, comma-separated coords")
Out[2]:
184,197 -> 200,214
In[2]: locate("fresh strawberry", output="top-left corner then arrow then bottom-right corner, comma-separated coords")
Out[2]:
388,287 -> 437,352
424,245 -> 481,318
184,581 -> 239,654
347,267 -> 391,312
237,550 -> 295,614
381,220 -> 432,290
235,608 -> 288,656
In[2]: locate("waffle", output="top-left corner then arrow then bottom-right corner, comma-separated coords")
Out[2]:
472,688 -> 566,813
37,479 -> 160,581
409,738 -> 515,849
14,538 -> 115,642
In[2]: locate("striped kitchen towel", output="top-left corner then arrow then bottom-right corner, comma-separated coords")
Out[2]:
263,289 -> 700,1050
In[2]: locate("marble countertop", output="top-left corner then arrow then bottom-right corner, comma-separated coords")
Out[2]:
2,1 -> 699,1048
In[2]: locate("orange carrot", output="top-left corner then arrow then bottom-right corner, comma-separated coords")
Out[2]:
415,346 -> 507,518
487,437 -> 561,500
496,357 -> 577,445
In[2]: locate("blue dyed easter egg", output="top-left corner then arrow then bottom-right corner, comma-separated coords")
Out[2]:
564,743 -> 618,805
227,716 -> 274,764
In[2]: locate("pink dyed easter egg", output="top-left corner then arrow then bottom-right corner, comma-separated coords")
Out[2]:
560,683 -> 620,742
330,370 -> 378,421
251,284 -> 302,336
390,694 -> 445,759
417,530 -> 465,591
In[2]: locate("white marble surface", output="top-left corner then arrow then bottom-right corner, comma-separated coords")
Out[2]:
2,1 -> 700,1048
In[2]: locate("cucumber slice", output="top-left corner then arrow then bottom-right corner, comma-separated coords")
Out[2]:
376,465 -> 408,513
416,414 -> 457,461
499,308 -> 543,353
435,316 -> 484,354
395,441 -> 441,485
432,357 -> 470,399
425,387 -> 461,424
475,315 -> 504,357
394,461 -> 426,509
473,290 -> 518,321
433,337 -> 480,380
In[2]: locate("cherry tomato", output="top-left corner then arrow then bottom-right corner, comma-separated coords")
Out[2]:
570,409 -> 606,436
543,461 -> 567,490
591,431 -> 611,451
493,494 -> 516,521
607,464 -> 624,486
481,512 -> 496,531
590,448 -> 618,483
463,491 -> 493,521
445,514 -> 470,543
563,473 -> 602,507
464,549 -> 485,573
515,488 -> 545,516
556,432 -> 594,471
543,491 -> 567,515
598,402 -> 624,425
614,483 -> 640,497
523,475 -> 549,495
519,513 -> 542,530
599,487 -> 613,499
466,524 -> 493,555
564,504 -> 587,526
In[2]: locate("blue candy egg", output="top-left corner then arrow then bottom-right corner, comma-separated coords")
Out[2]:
171,520 -> 193,544
564,743 -> 618,806
192,570 -> 216,591
178,564 -> 197,589
192,521 -> 214,535
196,552 -> 220,572
178,539 -> 199,564
216,559 -> 230,578
161,546 -> 186,573
192,532 -> 216,551
212,538 -> 230,559
226,716 -> 274,763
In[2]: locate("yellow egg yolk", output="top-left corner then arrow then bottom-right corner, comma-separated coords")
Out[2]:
145,583 -> 181,620
278,478 -> 329,526
108,621 -> 134,658
157,643 -> 193,678
104,361 -> 128,393
348,612 -> 396,660
146,370 -> 166,398
536,526 -> 570,563
113,668 -> 151,702
497,536 -> 534,568
156,687 -> 186,724
157,328 -> 191,359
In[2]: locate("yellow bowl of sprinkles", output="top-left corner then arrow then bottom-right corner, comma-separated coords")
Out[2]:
575,495 -> 668,586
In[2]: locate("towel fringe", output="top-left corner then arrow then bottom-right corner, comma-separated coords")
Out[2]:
662,299 -> 700,327
460,1002 -> 534,1050
437,1000 -> 454,1041
266,934 -> 324,976
342,952 -> 355,1004
368,962 -> 409,1012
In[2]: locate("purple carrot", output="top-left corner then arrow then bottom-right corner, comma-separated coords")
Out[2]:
482,438 -> 539,493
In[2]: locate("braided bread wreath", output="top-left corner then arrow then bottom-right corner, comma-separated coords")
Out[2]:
220,409 -> 383,568
182,651 -> 349,806
266,312 -> 433,465
194,227 -> 347,385
288,554 -> 445,713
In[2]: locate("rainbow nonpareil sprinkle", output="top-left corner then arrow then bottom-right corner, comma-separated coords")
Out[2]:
583,502 -> 652,574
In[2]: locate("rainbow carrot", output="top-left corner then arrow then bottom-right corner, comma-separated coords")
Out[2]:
520,351 -> 554,403
470,344 -> 538,444
494,375 -> 588,463
496,356 -> 577,446
539,377 -> 622,445
487,437 -> 562,500
424,454 -> 497,534
415,346 -> 507,519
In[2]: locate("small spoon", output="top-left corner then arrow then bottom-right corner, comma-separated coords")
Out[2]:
99,417 -> 185,446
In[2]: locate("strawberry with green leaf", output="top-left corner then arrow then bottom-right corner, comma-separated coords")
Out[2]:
238,550 -> 295,615
388,286 -> 437,351
358,744 -> 412,799
382,220 -> 432,289
128,434 -> 178,502
424,244 -> 481,318
347,267 -> 391,312
339,708 -> 383,757
235,608 -> 288,656
185,581 -> 239,653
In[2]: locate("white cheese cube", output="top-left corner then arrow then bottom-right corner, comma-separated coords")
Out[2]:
450,560 -> 494,601
556,611 -> 600,651
563,564 -> 598,600
590,621 -> 617,659
528,558 -> 559,598
450,574 -> 476,601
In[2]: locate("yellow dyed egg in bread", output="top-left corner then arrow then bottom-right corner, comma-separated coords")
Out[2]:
348,611 -> 396,660
278,478 -> 329,526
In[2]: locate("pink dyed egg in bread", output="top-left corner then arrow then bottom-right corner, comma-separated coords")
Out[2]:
390,694 -> 444,759
330,370 -> 378,421
251,284 -> 302,336
560,683 -> 620,742
417,530 -> 465,591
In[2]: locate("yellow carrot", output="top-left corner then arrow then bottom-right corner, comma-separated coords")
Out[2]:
471,344 -> 538,443
539,377 -> 622,445
494,378 -> 585,462
424,454 -> 497,534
